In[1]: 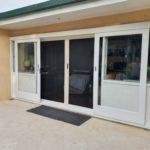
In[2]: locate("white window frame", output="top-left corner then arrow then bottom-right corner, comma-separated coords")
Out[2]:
14,38 -> 41,102
93,29 -> 149,125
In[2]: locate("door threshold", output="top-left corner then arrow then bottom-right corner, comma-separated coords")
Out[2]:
41,99 -> 93,116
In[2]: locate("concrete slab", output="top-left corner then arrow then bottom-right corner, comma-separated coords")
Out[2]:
0,100 -> 150,150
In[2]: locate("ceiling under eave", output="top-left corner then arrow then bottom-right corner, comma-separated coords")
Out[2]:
0,0 -> 150,30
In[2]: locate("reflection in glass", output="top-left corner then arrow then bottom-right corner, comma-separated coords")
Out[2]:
18,43 -> 35,73
105,34 -> 142,81
69,38 -> 94,108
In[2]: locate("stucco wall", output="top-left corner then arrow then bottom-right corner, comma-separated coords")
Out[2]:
0,30 -> 10,100
9,8 -> 150,36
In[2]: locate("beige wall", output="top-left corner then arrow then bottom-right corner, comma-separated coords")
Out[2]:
0,30 -> 10,100
10,8 -> 150,36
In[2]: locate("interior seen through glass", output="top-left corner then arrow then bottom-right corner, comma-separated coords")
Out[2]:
18,42 -> 35,73
69,38 -> 94,108
105,34 -> 142,82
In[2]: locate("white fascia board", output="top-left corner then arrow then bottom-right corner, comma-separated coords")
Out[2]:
0,0 -> 127,26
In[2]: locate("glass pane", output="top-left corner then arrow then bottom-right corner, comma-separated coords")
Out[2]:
147,36 -> 150,83
18,42 -> 37,93
12,41 -> 15,72
18,43 -> 35,73
69,38 -> 94,108
41,41 -> 64,103
105,34 -> 142,82
98,38 -> 103,105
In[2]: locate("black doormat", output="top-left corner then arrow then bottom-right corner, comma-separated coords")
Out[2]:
27,106 -> 91,126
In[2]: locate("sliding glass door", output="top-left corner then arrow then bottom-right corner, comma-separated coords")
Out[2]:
94,29 -> 149,125
15,39 -> 41,101
41,41 -> 65,103
40,38 -> 94,108
69,38 -> 94,108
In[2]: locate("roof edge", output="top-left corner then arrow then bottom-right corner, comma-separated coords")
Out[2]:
0,0 -> 87,20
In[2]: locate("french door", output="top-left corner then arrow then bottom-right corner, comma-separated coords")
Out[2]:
94,29 -> 149,125
15,39 -> 41,102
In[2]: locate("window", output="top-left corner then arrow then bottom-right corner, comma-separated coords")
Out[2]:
18,42 -> 35,73
105,34 -> 142,82
147,36 -> 150,83
12,41 -> 15,72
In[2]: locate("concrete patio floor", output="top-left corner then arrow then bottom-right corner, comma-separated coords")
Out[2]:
0,100 -> 150,150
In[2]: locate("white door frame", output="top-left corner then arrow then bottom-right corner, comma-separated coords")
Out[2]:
40,37 -> 94,115
15,38 -> 41,102
93,29 -> 150,125
41,37 -> 95,108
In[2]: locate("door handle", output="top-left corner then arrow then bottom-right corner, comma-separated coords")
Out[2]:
40,67 -> 48,75
67,64 -> 69,69
37,64 -> 40,73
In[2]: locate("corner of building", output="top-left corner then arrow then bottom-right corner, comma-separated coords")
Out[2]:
0,29 -> 11,100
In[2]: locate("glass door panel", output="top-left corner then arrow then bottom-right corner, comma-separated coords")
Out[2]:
69,38 -> 94,108
18,42 -> 37,93
41,41 -> 64,103
94,30 -> 149,125
102,34 -> 142,112
105,35 -> 142,82
16,40 -> 40,101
